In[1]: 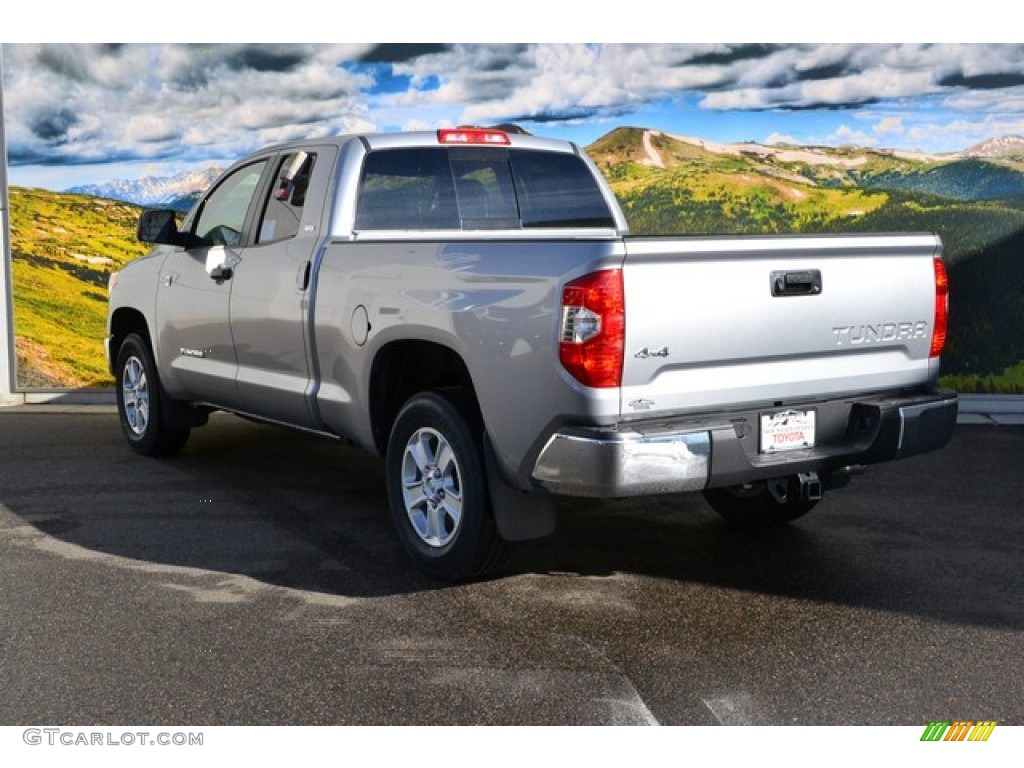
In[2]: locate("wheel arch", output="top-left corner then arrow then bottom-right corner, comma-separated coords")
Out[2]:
369,339 -> 556,546
108,307 -> 152,375
368,339 -> 478,455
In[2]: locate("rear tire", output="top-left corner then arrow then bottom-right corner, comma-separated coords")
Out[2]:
703,477 -> 818,528
385,389 -> 508,582
115,333 -> 190,457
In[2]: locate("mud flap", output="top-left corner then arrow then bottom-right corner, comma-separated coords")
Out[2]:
162,398 -> 209,430
484,433 -> 556,542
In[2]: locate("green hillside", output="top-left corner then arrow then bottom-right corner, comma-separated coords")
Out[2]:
8,187 -> 149,386
612,166 -> 888,235
588,129 -> 1024,260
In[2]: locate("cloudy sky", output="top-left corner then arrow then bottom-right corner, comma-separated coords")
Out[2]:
4,43 -> 1024,189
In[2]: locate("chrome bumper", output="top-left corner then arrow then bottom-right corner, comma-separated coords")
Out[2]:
531,390 -> 958,498
531,428 -> 711,497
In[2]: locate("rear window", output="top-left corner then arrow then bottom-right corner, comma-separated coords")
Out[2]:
355,146 -> 614,231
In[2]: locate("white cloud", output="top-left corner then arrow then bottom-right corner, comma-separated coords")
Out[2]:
873,117 -> 905,135
5,42 -> 1024,182
392,44 -> 761,124
701,89 -> 770,110
941,85 -> 1024,114
830,125 -> 878,147
905,117 -> 1024,151
124,115 -> 178,144
401,118 -> 453,132
765,133 -> 800,146
2,43 -> 374,169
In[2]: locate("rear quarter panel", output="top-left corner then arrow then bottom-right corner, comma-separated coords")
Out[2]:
312,236 -> 625,484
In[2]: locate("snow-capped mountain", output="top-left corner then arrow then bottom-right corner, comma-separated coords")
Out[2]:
964,135 -> 1024,158
67,167 -> 223,208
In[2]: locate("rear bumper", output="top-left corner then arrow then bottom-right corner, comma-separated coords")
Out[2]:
530,389 -> 958,497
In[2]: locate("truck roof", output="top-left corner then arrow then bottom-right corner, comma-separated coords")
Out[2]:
258,129 -> 581,157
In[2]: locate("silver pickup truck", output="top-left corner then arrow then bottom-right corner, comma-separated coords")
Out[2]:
107,127 -> 957,581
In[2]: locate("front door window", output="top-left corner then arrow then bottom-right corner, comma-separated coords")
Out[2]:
194,161 -> 268,246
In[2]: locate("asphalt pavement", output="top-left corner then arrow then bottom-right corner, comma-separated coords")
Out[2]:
0,408 -> 1021,725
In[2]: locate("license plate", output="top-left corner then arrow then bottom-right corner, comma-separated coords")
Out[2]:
760,409 -> 816,453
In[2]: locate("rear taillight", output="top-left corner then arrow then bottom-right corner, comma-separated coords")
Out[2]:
930,256 -> 949,358
559,270 -> 624,388
437,128 -> 510,145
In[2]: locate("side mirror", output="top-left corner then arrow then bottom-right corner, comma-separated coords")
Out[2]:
137,209 -> 180,245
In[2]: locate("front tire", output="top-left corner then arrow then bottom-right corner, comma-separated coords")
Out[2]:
115,333 -> 190,456
386,390 -> 507,582
703,477 -> 818,528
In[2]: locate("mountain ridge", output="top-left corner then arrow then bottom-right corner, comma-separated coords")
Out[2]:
586,126 -> 1024,202
965,135 -> 1024,158
67,167 -> 223,210
57,128 -> 1024,209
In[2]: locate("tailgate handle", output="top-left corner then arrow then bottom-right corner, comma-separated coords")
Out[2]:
771,269 -> 821,297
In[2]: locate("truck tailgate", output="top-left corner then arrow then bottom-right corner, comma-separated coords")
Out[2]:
620,233 -> 942,419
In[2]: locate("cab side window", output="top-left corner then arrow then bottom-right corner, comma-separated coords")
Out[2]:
194,161 -> 268,247
257,152 -> 317,245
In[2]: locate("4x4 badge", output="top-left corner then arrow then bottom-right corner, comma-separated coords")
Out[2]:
635,346 -> 669,359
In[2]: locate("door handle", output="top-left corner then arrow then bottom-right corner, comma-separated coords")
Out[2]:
771,269 -> 821,296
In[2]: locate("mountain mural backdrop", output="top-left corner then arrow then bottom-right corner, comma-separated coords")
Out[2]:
66,167 -> 223,212
588,128 -> 1024,391
9,127 -> 1024,391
